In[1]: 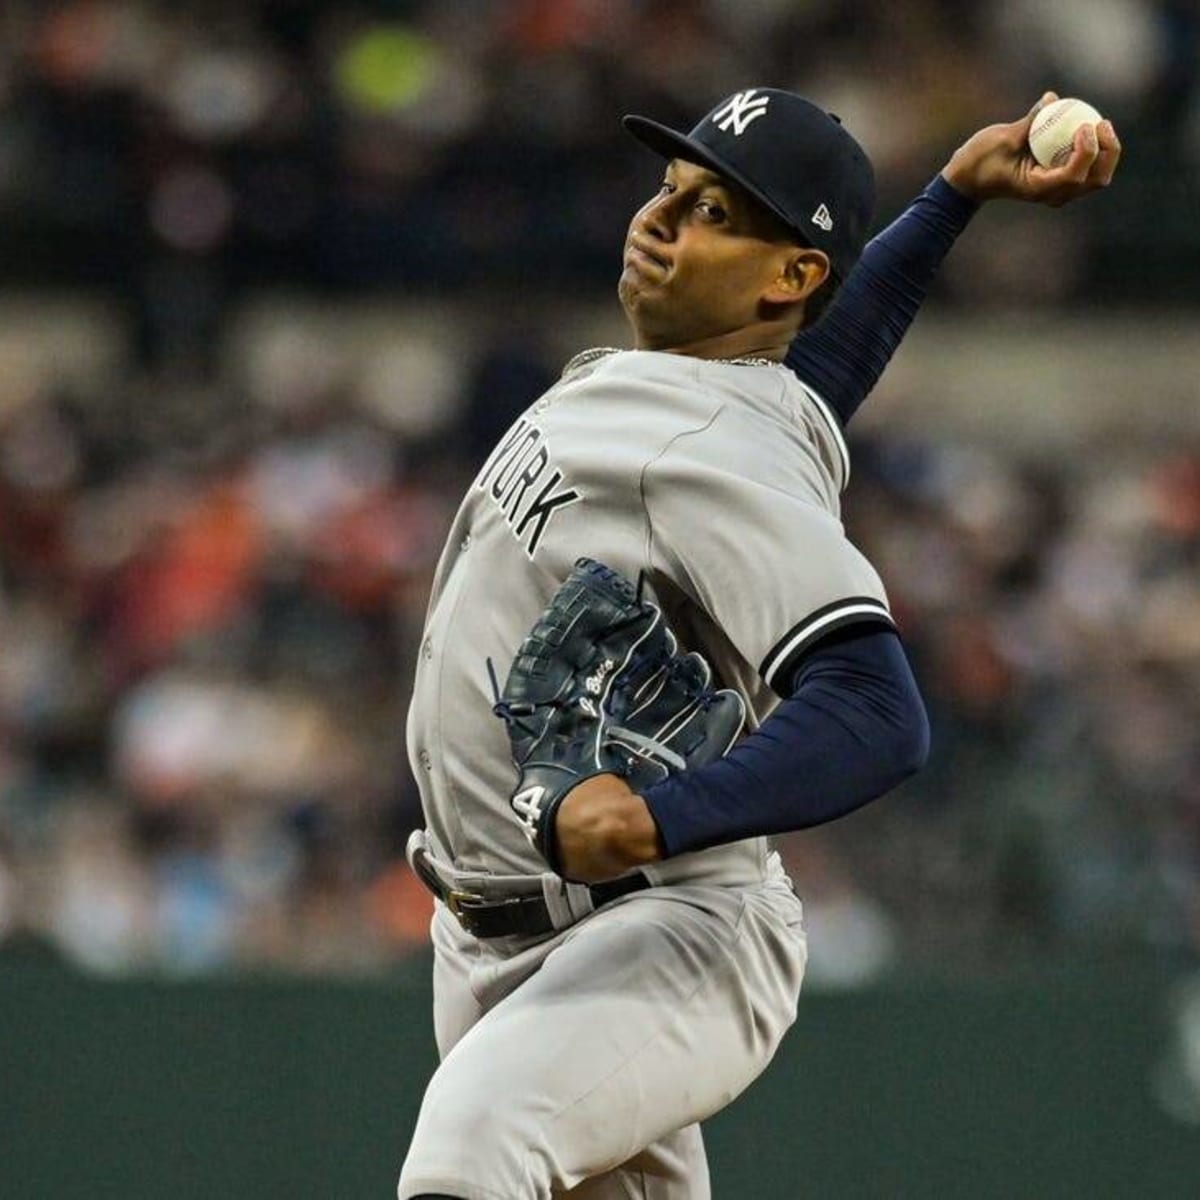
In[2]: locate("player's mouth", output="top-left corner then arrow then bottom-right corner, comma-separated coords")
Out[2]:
625,238 -> 671,275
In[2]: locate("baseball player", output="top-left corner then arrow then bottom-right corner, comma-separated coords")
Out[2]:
398,89 -> 1120,1199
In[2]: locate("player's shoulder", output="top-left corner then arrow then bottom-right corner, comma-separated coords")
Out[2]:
557,348 -> 849,492
554,348 -> 734,445
774,371 -> 850,492
672,357 -> 850,495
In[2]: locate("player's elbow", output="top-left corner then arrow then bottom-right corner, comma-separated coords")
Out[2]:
891,690 -> 931,783
875,636 -> 931,785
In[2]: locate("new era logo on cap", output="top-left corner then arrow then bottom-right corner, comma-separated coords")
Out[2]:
811,203 -> 833,231
711,89 -> 770,137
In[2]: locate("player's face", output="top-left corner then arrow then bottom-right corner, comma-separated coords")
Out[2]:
618,159 -> 806,351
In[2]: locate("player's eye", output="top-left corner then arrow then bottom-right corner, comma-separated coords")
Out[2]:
657,181 -> 676,196
696,199 -> 727,223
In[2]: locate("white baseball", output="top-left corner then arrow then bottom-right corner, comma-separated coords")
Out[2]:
1028,98 -> 1104,168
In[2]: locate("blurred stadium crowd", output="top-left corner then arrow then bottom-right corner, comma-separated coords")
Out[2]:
0,0 -> 1197,977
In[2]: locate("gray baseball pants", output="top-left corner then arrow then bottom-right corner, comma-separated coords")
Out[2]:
397,868 -> 806,1199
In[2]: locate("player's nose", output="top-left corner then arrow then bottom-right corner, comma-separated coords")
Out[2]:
639,193 -> 678,243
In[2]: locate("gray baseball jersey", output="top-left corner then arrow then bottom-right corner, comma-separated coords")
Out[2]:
399,347 -> 889,1197
405,347 -> 893,884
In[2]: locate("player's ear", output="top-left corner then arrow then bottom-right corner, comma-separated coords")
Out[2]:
762,248 -> 830,307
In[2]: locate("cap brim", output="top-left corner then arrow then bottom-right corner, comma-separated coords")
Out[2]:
622,114 -> 815,253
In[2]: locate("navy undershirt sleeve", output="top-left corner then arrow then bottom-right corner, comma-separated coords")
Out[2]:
640,627 -> 930,858
785,174 -> 979,426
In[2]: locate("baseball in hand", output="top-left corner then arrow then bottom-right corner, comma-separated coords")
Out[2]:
1028,98 -> 1104,168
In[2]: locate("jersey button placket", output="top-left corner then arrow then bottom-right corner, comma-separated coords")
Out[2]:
418,749 -> 432,771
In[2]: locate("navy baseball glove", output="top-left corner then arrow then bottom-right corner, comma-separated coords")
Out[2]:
490,557 -> 745,875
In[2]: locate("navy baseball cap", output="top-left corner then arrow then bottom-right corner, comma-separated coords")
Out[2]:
623,88 -> 875,281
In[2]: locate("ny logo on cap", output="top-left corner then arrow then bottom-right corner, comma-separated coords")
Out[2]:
712,89 -> 770,136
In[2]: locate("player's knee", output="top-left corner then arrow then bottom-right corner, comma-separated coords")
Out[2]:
402,1066 -> 557,1196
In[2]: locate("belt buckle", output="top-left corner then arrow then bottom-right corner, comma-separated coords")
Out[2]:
446,888 -> 484,924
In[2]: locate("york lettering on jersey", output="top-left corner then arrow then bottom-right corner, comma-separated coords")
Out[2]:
475,418 -> 582,558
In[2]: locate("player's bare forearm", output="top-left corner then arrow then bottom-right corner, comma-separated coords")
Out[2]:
941,92 -> 1120,206
555,775 -> 663,883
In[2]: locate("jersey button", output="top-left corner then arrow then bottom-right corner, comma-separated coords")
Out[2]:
459,533 -> 472,551
418,749 -> 432,771
421,637 -> 433,660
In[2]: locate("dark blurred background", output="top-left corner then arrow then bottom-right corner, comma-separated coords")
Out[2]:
0,0 -> 1197,985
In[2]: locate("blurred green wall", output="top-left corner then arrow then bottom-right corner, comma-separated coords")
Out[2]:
3,959 -> 1197,1198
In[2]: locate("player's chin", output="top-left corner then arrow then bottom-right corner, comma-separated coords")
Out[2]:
617,268 -> 649,315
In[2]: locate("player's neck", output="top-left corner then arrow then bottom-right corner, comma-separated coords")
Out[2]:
634,325 -> 790,363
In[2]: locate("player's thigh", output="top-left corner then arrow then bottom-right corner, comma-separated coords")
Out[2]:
400,884 -> 803,1197
559,1124 -> 709,1200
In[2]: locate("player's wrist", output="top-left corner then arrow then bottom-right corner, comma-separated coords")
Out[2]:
939,157 -> 989,203
615,789 -> 665,866
931,169 -> 982,211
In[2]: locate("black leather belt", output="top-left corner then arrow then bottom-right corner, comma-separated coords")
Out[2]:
411,847 -> 652,939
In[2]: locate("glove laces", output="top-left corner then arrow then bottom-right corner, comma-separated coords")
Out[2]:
486,657 -> 542,740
